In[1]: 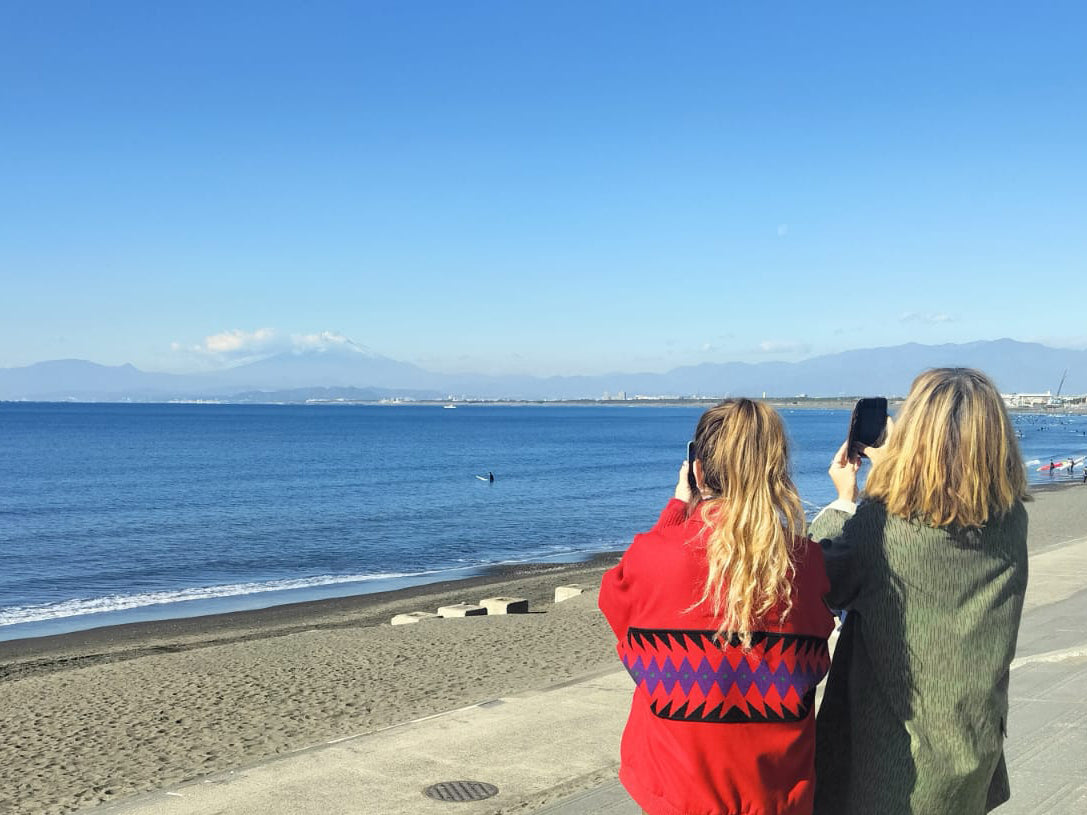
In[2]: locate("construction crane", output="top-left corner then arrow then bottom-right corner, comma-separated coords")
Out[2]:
1047,370 -> 1068,407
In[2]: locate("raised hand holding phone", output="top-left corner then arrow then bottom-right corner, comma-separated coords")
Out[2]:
861,416 -> 894,465
687,441 -> 699,492
674,442 -> 699,502
833,399 -> 894,501
846,397 -> 889,462
829,440 -> 861,502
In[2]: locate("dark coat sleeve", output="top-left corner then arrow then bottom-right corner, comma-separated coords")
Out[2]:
809,501 -> 887,611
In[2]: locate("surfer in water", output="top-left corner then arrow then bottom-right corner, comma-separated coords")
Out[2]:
489,471 -> 495,482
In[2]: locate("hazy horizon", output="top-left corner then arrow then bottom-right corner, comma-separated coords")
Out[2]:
5,335 -> 1084,386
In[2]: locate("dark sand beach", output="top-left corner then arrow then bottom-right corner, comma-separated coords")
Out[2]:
2,484 -> 1085,814
0,557 -> 623,814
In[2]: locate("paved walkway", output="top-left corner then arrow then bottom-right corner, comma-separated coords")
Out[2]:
97,536 -> 1087,815
96,668 -> 632,815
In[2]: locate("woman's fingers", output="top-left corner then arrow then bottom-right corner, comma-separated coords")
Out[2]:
831,440 -> 850,468
829,442 -> 860,502
674,461 -> 693,502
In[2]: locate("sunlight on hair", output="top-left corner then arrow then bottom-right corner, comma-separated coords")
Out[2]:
865,368 -> 1030,527
688,399 -> 805,649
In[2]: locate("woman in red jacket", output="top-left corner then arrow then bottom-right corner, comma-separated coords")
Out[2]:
599,399 -> 834,815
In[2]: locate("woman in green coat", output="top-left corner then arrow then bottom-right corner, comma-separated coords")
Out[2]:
809,368 -> 1029,814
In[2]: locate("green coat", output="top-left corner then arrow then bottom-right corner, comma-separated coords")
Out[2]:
808,499 -> 1028,815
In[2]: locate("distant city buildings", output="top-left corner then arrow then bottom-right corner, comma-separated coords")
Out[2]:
1002,391 -> 1086,408
1003,391 -> 1053,408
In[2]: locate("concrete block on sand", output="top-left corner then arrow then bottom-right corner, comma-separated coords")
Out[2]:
479,596 -> 529,615
390,611 -> 440,625
437,603 -> 487,618
555,584 -> 590,602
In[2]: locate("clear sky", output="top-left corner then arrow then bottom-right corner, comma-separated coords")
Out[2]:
2,1 -> 1085,376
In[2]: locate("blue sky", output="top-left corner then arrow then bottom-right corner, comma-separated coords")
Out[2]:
2,1 -> 1085,376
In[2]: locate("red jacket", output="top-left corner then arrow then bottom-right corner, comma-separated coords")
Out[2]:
599,499 -> 834,815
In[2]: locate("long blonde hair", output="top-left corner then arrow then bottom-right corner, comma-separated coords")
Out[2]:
690,399 -> 805,647
864,368 -> 1029,527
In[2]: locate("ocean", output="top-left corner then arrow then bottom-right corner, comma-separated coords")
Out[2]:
2,403 -> 1085,641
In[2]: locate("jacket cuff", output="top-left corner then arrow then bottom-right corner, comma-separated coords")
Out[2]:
825,498 -> 857,515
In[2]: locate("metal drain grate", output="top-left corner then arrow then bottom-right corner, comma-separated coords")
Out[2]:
423,780 -> 499,802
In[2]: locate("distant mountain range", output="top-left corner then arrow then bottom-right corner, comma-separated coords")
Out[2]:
1,339 -> 1083,402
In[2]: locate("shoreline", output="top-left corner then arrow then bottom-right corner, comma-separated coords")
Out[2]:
0,548 -> 624,644
6,480 -> 1084,657
0,553 -> 623,680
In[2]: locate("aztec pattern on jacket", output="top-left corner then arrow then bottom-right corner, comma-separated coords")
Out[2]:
620,627 -> 830,724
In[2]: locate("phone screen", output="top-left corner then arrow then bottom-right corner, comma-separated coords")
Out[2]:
687,441 -> 698,492
847,397 -> 888,458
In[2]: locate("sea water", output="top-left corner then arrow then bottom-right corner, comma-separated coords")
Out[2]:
1,403 -> 1084,640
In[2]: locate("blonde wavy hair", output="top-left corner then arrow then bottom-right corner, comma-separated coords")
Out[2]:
864,368 -> 1029,528
689,399 -> 806,648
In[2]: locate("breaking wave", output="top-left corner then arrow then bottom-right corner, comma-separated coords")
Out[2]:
0,571 -> 444,627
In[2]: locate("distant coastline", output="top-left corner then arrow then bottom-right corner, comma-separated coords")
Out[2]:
306,396 -> 896,410
3,339 -> 1085,405
4,396 -> 886,410
5,397 -> 1087,414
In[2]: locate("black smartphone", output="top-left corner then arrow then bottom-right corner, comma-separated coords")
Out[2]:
687,441 -> 699,492
847,397 -> 888,459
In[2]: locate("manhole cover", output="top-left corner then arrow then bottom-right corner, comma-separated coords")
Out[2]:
423,780 -> 499,802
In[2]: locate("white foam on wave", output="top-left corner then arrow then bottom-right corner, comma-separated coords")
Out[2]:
484,543 -> 625,569
0,570 -> 445,627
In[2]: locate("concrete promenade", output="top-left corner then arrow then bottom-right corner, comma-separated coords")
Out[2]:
97,534 -> 1087,815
